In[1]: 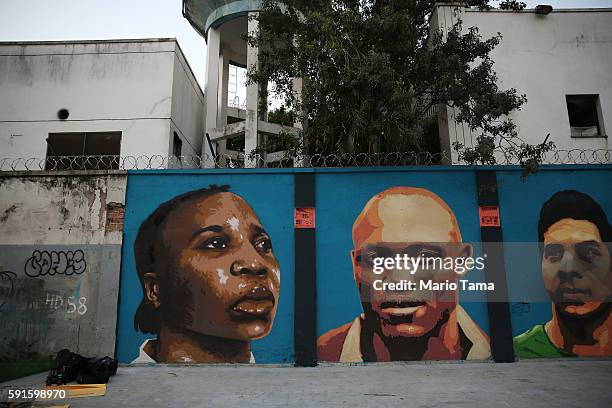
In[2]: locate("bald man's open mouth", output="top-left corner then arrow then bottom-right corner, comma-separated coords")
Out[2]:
379,301 -> 428,323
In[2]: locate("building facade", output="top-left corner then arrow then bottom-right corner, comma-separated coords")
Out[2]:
0,39 -> 204,167
431,5 -> 612,163
1,7 -> 610,168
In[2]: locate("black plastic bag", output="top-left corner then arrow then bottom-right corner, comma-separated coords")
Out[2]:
46,349 -> 118,385
76,356 -> 118,384
46,349 -> 84,385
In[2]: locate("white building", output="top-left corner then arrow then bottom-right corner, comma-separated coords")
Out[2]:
431,5 -> 612,163
0,39 -> 204,167
1,5 -> 610,169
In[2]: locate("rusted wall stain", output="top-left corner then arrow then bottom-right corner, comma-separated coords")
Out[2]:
0,204 -> 19,223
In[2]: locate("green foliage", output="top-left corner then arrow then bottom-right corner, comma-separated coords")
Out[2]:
499,1 -> 527,10
250,130 -> 303,158
268,106 -> 296,126
249,106 -> 302,158
466,0 -> 492,10
248,0 -> 553,173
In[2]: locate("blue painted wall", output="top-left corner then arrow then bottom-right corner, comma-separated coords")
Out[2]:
115,165 -> 611,363
116,171 -> 295,364
315,169 -> 490,341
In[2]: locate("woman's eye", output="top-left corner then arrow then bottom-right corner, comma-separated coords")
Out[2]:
255,237 -> 272,253
201,237 -> 228,250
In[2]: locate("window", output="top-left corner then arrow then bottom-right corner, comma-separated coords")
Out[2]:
46,132 -> 121,170
173,132 -> 183,157
566,95 -> 604,138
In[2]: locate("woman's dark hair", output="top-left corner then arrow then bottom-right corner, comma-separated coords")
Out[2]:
538,190 -> 611,247
133,184 -> 230,333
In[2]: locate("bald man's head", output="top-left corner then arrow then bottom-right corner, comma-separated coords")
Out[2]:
350,187 -> 470,341
352,187 -> 462,249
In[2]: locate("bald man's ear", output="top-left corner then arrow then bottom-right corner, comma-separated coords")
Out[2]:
461,243 -> 473,259
143,272 -> 161,309
458,243 -> 474,275
350,249 -> 362,287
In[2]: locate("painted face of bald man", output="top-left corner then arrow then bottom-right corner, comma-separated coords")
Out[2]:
351,187 -> 472,339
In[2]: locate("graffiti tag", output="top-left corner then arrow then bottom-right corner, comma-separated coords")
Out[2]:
0,270 -> 17,311
45,293 -> 88,315
24,250 -> 87,277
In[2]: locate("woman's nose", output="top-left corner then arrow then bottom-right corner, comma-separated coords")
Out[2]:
230,259 -> 268,276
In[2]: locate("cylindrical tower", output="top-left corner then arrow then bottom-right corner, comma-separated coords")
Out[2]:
183,1 -> 269,167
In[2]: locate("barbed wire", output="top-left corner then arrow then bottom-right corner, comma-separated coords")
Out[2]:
0,149 -> 610,171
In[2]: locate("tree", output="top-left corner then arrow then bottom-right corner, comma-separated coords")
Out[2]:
499,1 -> 527,10
247,0 -> 554,168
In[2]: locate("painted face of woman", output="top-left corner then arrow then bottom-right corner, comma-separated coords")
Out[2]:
157,192 -> 281,340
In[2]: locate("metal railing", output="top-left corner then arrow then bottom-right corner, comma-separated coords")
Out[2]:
228,96 -> 247,110
0,149 -> 610,171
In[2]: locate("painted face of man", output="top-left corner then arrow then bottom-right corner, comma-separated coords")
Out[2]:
542,218 -> 611,316
156,192 -> 280,340
352,189 -> 470,339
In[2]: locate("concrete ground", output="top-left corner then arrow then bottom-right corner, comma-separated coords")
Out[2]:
1,360 -> 612,407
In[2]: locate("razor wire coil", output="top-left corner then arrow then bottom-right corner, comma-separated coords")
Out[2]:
1,149 -> 610,171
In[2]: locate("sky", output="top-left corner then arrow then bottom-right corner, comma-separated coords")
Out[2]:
1,0 -> 611,99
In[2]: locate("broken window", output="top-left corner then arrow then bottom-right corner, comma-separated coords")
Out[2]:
46,132 -> 121,170
566,95 -> 603,137
173,132 -> 183,158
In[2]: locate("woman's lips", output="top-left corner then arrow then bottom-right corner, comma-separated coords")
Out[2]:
232,299 -> 274,317
229,286 -> 275,321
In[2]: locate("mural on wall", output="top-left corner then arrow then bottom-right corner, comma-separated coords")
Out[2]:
317,187 -> 491,362
1,167 -> 607,372
513,190 -> 612,358
129,185 -> 282,364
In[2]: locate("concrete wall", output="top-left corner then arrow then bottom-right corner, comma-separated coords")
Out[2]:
433,6 -> 612,162
0,172 -> 127,381
0,39 -> 204,164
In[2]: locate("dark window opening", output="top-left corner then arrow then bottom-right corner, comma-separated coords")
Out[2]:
46,132 -> 121,170
566,95 -> 603,137
226,135 -> 245,152
173,132 -> 183,158
423,116 -> 442,161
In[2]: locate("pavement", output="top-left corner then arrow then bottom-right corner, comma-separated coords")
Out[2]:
1,360 -> 612,407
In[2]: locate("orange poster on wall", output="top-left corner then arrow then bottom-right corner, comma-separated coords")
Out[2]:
294,207 -> 315,228
479,206 -> 501,227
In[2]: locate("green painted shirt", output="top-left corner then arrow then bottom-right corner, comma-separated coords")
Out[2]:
513,324 -> 575,358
